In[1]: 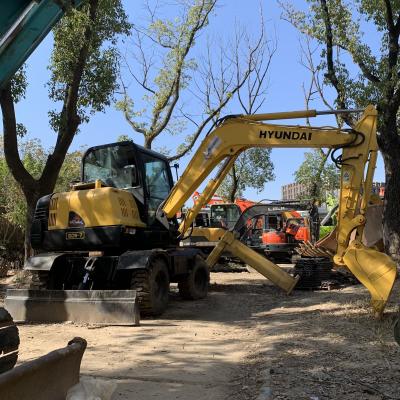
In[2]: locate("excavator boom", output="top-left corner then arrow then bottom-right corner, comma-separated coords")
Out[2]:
0,0 -> 84,89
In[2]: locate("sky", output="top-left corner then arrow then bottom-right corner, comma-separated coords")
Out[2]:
11,0 -> 385,201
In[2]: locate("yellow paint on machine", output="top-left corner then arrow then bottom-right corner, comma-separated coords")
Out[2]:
190,227 -> 226,242
48,186 -> 146,230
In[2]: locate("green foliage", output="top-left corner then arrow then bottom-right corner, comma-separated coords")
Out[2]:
0,157 -> 25,228
0,138 -> 83,229
217,148 -> 275,201
117,134 -> 131,142
10,66 -> 27,104
294,150 -> 339,202
55,149 -> 85,191
280,0 -> 397,112
116,0 -> 222,149
320,225 -> 335,239
48,0 -> 131,130
326,193 -> 338,209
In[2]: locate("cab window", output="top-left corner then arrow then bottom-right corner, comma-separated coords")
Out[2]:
141,153 -> 172,223
83,145 -> 137,188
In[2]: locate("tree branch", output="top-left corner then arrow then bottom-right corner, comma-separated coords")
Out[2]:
319,0 -> 354,126
0,84 -> 35,191
148,0 -> 217,143
40,0 -> 99,190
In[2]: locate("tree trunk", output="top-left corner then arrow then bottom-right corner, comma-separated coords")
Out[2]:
24,192 -> 40,259
382,150 -> 400,265
309,150 -> 330,201
378,107 -> 400,266
227,166 -> 238,202
144,136 -> 153,149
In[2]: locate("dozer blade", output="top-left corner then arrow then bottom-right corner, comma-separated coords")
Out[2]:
0,337 -> 86,400
343,241 -> 397,316
5,289 -> 140,326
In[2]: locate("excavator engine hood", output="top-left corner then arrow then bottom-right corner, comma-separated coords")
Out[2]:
30,186 -> 145,251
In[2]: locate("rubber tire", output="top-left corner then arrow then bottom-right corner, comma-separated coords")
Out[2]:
0,307 -> 19,373
130,258 -> 170,316
178,256 -> 210,300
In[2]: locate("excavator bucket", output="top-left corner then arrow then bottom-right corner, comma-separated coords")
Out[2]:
343,241 -> 397,316
5,289 -> 140,326
0,337 -> 86,400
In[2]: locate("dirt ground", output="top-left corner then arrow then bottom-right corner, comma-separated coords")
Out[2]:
1,270 -> 400,400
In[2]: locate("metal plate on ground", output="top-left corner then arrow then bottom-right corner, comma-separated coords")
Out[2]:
5,289 -> 140,326
0,337 -> 86,400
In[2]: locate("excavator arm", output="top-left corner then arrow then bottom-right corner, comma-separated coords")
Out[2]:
0,0 -> 84,89
161,105 -> 397,315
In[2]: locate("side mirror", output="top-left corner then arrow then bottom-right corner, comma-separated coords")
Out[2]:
123,164 -> 138,186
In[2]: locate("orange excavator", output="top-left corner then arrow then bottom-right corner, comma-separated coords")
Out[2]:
187,194 -> 312,262
243,208 -> 311,260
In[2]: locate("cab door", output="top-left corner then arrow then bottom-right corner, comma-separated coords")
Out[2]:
139,152 -> 174,228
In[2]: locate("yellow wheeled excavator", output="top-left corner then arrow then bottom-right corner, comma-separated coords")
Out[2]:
6,104 -> 397,322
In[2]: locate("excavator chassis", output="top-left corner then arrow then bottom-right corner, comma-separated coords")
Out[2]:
10,246 -> 205,323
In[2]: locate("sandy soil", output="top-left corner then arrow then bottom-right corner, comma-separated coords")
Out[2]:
1,270 -> 400,400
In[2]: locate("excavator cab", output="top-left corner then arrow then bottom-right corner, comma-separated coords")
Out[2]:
30,141 -> 176,253
82,141 -> 174,229
210,203 -> 241,229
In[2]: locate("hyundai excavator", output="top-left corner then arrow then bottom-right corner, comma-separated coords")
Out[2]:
2,103 -> 395,326
0,2 -> 398,343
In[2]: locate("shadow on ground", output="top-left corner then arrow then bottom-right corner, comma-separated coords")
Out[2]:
9,271 -> 400,400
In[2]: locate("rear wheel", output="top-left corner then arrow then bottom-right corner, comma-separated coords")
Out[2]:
178,256 -> 210,300
130,258 -> 170,316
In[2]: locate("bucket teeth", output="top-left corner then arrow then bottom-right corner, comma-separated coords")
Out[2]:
295,241 -> 333,258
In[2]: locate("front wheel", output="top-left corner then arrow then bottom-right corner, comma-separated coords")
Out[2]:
130,258 -> 170,316
178,256 -> 210,300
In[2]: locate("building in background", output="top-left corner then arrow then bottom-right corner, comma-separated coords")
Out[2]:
281,182 -> 308,200
372,182 -> 385,198
281,181 -> 385,201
